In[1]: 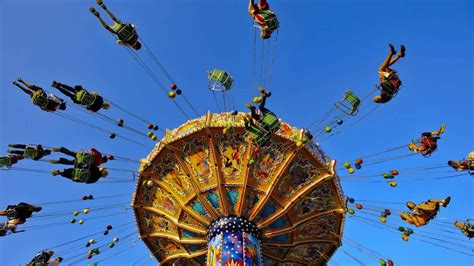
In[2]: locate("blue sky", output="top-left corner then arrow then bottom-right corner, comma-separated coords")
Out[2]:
0,0 -> 472,265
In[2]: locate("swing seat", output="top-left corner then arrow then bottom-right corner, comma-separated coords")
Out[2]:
208,69 -> 233,92
75,153 -> 94,168
260,112 -> 279,131
72,168 -> 92,183
115,23 -> 138,43
77,92 -> 97,106
246,112 -> 280,147
335,90 -> 360,115
256,10 -> 279,31
31,92 -> 51,110
23,146 -> 39,159
247,124 -> 267,145
379,73 -> 402,97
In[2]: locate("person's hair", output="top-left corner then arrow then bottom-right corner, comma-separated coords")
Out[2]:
421,132 -> 432,137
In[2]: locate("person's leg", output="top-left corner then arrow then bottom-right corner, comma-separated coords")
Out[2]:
60,168 -> 74,179
258,0 -> 269,10
97,0 -> 120,23
428,197 -> 450,207
89,7 -> 115,34
53,82 -> 76,94
431,124 -> 445,136
378,44 -> 396,79
388,54 -> 402,66
417,203 -> 438,211
248,0 -> 258,17
53,147 -> 77,157
8,144 -> 26,149
52,83 -> 76,100
258,95 -> 270,114
246,104 -> 260,121
7,150 -> 23,156
413,215 -> 426,227
17,78 -> 41,91
49,158 -> 75,165
12,81 -> 33,96
389,45 -> 405,66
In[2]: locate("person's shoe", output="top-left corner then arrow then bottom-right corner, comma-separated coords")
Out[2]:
408,143 -> 418,152
51,170 -> 61,176
96,0 -> 106,9
438,124 -> 446,135
12,81 -> 18,86
400,45 -> 406,57
389,43 -> 396,55
245,103 -> 255,110
373,95 -> 382,103
89,7 -> 100,17
51,81 -> 60,88
442,196 -> 451,207
17,77 -> 23,82
6,150 -> 13,154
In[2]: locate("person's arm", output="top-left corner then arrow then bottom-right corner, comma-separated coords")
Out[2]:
248,0 -> 256,16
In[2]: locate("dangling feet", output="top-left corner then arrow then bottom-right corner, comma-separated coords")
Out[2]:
389,43 -> 396,55
433,124 -> 446,136
258,87 -> 271,97
246,103 -> 256,111
442,196 -> 451,207
89,7 -> 100,17
400,45 -> 406,57
96,0 -> 107,9
52,170 -> 61,176
408,142 -> 418,152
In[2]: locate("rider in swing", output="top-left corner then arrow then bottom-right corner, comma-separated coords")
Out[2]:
248,0 -> 279,40
373,44 -> 406,104
89,0 -> 142,50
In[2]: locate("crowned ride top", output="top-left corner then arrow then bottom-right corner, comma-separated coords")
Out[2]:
132,112 -> 346,265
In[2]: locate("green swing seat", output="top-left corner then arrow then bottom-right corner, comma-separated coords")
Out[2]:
208,69 -> 233,92
335,90 -> 361,116
247,111 -> 280,146
75,152 -> 94,168
76,90 -> 97,106
258,10 -> 279,31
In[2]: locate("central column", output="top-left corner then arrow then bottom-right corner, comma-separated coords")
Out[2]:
206,216 -> 263,266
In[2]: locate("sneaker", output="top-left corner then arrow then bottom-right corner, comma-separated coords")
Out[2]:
442,196 -> 451,207
52,170 -> 61,176
400,45 -> 406,57
389,43 -> 396,55
89,7 -> 100,16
